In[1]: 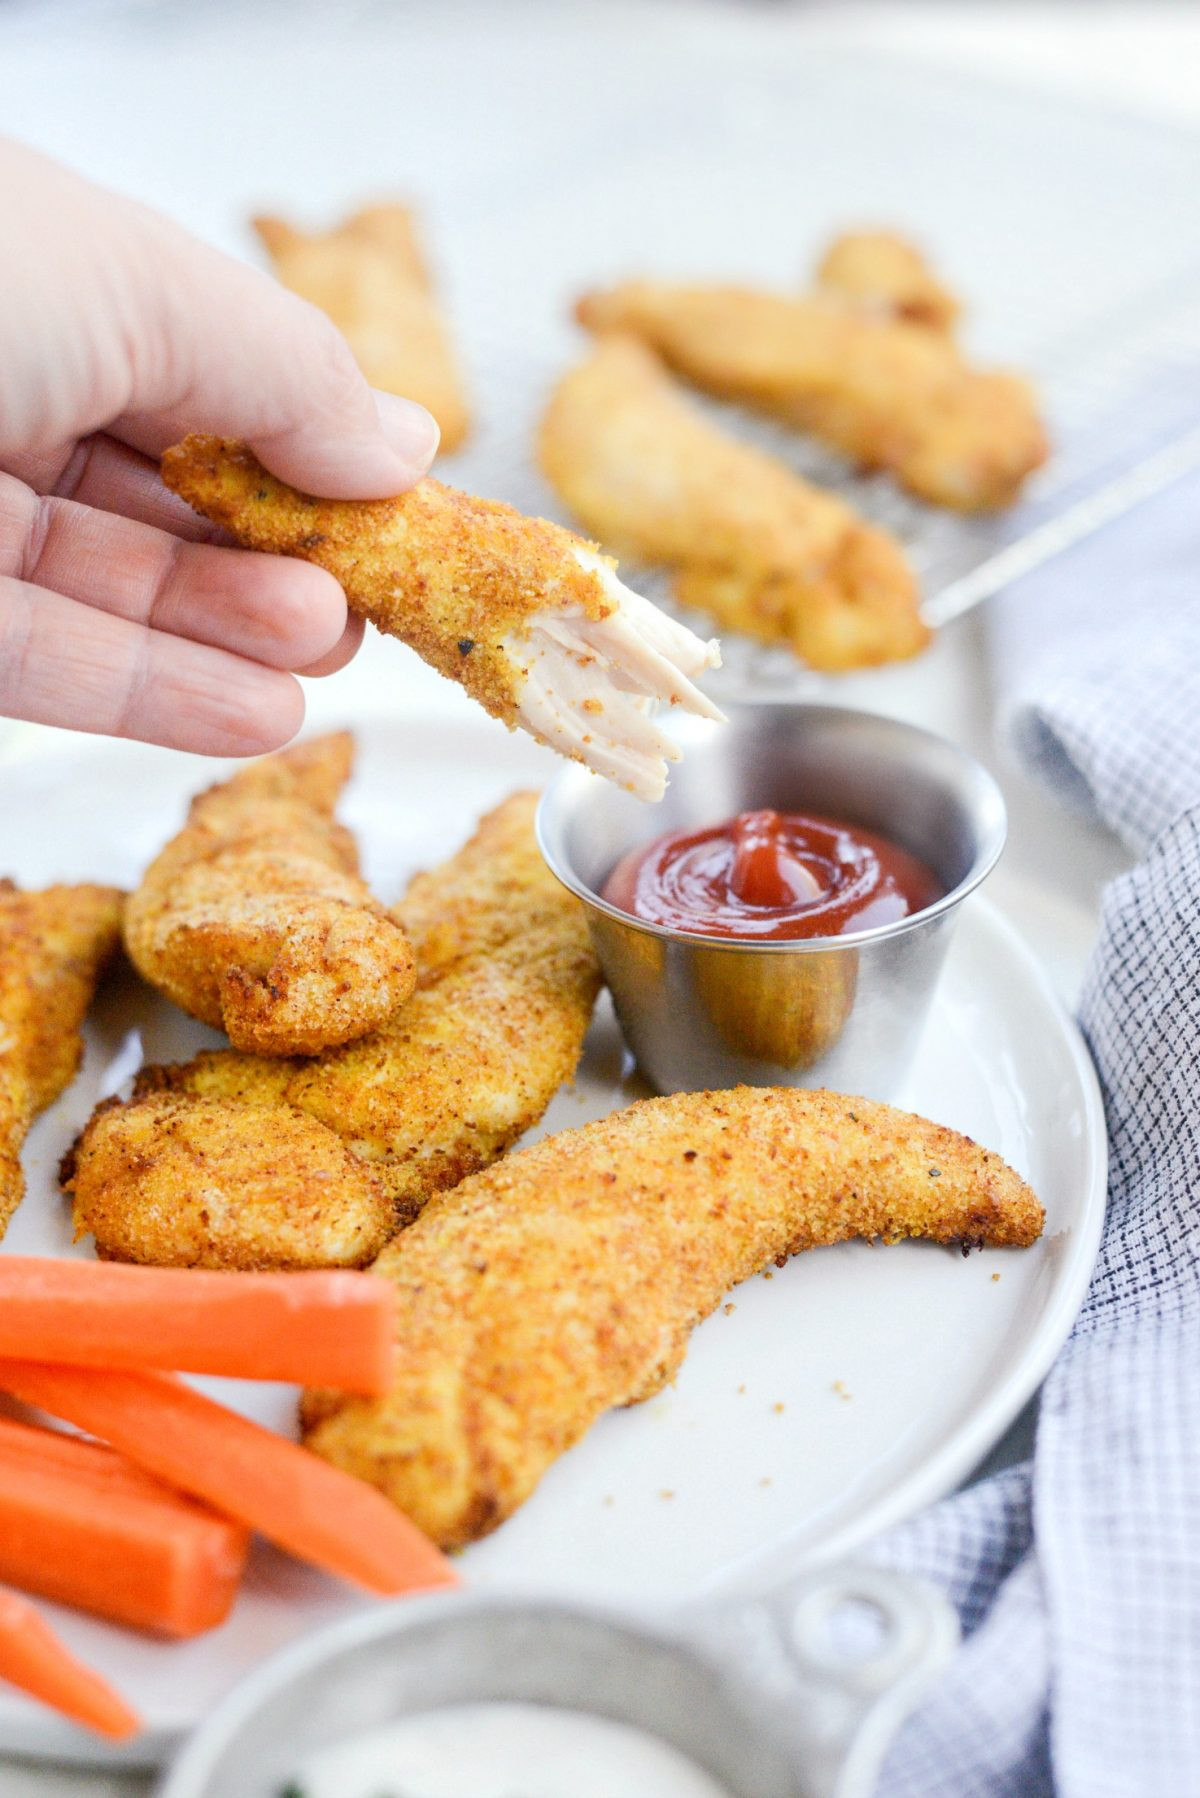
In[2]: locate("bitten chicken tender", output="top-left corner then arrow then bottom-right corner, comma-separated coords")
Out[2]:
301,1085 -> 1044,1548
0,882 -> 123,1237
540,335 -> 928,670
576,281 -> 1047,511
162,436 -> 722,803
253,202 -> 470,452
815,230 -> 960,333
68,795 -> 602,1267
122,734 -> 416,1056
63,1092 -> 392,1271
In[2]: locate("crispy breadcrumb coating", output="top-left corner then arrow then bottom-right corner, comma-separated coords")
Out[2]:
122,734 -> 416,1056
161,436 -> 722,802
540,334 -> 928,670
62,1092 -> 392,1271
68,795 -> 602,1266
576,282 -> 1047,511
301,1086 -> 1043,1548
816,230 -> 960,332
0,882 -> 123,1237
253,202 -> 470,452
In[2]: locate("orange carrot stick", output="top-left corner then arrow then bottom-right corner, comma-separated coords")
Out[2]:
0,1587 -> 140,1740
0,1361 -> 457,1597
0,1416 -> 248,1637
0,1260 -> 395,1394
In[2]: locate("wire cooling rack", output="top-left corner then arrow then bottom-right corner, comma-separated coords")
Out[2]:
648,267 -> 1200,699
523,263 -> 1200,701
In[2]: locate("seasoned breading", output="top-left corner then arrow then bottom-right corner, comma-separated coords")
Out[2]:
162,436 -> 722,803
68,795 -> 602,1266
815,230 -> 960,332
539,334 -> 928,670
301,1087 -> 1044,1548
159,945 -> 600,1228
576,282 -> 1047,511
122,734 -> 416,1057
148,795 -> 602,1221
0,882 -> 123,1238
63,1092 -> 392,1271
253,202 -> 471,452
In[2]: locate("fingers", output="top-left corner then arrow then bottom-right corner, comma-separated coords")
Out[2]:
5,434 -> 222,542
0,141 -> 437,501
114,213 -> 439,498
0,577 -> 305,755
297,610 -> 365,679
0,472 -> 349,672
0,141 -> 437,504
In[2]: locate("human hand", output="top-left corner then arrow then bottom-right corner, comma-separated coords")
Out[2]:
0,139 -> 439,755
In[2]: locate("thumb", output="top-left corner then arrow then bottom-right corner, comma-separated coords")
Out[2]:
115,210 -> 440,498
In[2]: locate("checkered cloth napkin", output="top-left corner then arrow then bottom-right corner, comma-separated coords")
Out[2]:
871,467 -> 1200,1798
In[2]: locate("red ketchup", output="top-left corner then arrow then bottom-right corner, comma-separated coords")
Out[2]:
601,809 -> 942,940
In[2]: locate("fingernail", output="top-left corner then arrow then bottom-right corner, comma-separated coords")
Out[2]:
373,390 -> 440,472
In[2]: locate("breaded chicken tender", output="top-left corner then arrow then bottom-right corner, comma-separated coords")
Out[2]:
68,795 -> 602,1266
540,335 -> 928,670
162,436 -> 722,803
301,1086 -> 1044,1548
576,282 -> 1047,511
148,794 -> 602,1220
122,734 -> 416,1056
0,882 -> 123,1237
62,1092 -> 392,1270
816,230 -> 960,332
253,202 -> 470,452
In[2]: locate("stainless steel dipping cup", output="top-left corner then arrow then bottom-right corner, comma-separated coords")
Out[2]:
537,704 -> 1006,1098
157,1564 -> 958,1798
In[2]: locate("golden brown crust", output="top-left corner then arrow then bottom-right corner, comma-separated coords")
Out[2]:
65,1091 -> 392,1271
539,334 -> 928,669
397,784 -> 577,974
151,793 -> 600,1219
575,282 -> 1047,512
70,794 -> 602,1267
252,201 -> 470,451
301,1086 -> 1043,1548
0,882 -> 123,1238
161,437 -> 614,731
122,734 -> 416,1056
815,230 -> 960,333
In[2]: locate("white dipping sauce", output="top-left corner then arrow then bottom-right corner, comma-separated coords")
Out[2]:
289,1700 -> 731,1798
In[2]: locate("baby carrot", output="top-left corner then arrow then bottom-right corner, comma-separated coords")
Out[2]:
0,1416 -> 248,1637
0,1361 -> 457,1598
0,1260 -> 395,1393
0,1587 -> 140,1740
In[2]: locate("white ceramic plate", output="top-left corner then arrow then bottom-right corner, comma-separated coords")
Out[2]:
0,718 -> 1106,1764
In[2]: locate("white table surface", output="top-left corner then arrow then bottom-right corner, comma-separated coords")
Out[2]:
2,0 -> 1196,1788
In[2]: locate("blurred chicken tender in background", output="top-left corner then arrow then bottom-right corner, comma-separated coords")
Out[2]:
815,229 -> 961,333
253,202 -> 470,452
577,277 -> 1047,511
540,333 -> 928,669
